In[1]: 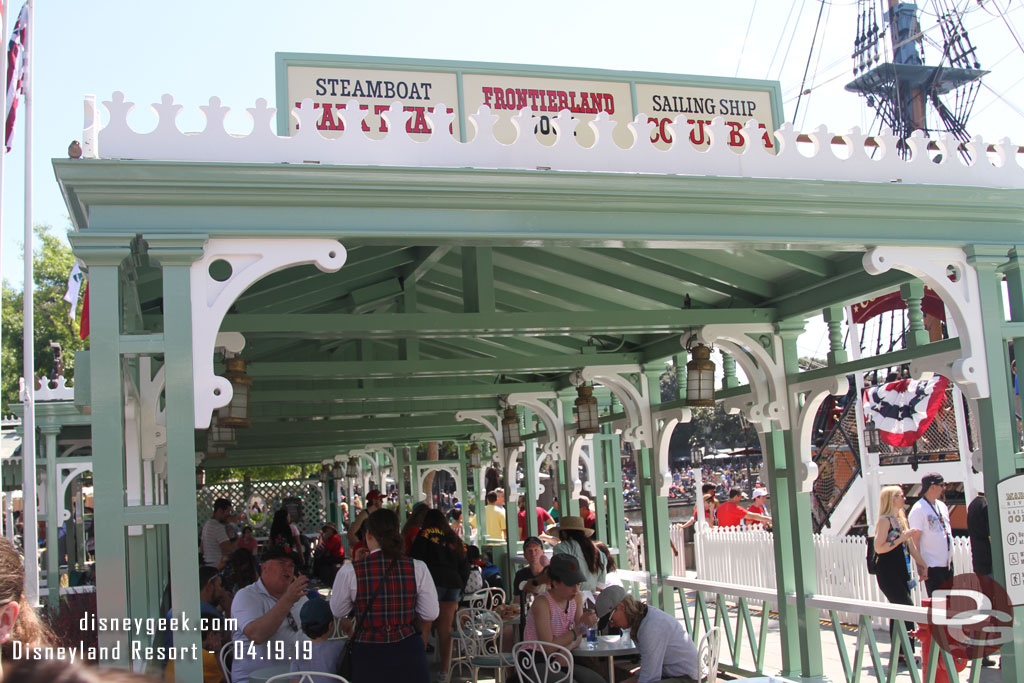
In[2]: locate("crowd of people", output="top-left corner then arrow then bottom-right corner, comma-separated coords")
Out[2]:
620,461 -> 762,509
182,488 -> 703,683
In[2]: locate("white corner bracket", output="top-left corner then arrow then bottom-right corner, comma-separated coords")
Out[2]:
789,375 -> 850,492
190,239 -> 346,428
506,393 -> 565,460
571,367 -> 653,449
863,247 -> 989,400
696,325 -> 790,432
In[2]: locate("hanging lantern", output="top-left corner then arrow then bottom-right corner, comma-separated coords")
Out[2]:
574,383 -> 600,435
345,457 -> 360,480
331,461 -> 343,480
864,418 -> 881,453
467,443 -> 482,469
685,342 -> 716,407
209,411 -> 236,446
195,465 -> 206,489
501,407 -> 522,448
204,434 -> 227,459
219,357 -> 253,429
318,463 -> 331,482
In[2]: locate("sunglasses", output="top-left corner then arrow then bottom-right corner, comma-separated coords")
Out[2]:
286,613 -> 298,632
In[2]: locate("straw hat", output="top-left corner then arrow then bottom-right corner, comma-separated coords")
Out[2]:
547,515 -> 593,537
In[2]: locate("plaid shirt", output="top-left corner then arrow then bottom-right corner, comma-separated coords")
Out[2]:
353,553 -> 418,643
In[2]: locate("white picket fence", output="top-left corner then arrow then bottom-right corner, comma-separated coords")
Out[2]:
628,525 -> 974,628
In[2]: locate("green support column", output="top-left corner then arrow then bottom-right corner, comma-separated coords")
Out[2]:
71,236 -> 131,663
970,246 -> 1022,680
721,353 -> 739,389
396,445 -> 410,524
899,281 -> 930,348
639,369 -> 673,612
599,433 -> 624,554
42,425 -> 61,609
777,320 -> 825,681
148,238 -> 206,683
458,443 -> 472,539
822,306 -> 848,366
474,446 -> 487,544
590,436 -> 608,542
761,427 -> 801,674
523,434 -> 538,539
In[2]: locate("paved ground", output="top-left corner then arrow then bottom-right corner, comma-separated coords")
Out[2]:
435,598 -> 1004,683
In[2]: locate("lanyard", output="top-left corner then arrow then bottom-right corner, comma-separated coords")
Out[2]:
923,498 -> 952,552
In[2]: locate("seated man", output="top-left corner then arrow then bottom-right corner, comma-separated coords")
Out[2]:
231,546 -> 309,683
595,585 -> 699,683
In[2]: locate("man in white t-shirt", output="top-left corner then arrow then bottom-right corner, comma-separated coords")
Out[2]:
201,497 -> 235,569
908,472 -> 954,596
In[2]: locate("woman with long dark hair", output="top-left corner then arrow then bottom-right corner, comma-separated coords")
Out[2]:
874,485 -> 925,663
330,509 -> 439,683
549,516 -> 606,594
269,509 -> 299,554
0,538 -> 54,676
410,508 -> 470,682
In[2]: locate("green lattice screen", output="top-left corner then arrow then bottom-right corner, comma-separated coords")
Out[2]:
196,479 -> 327,535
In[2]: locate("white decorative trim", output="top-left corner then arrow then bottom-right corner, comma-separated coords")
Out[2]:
863,247 -> 989,399
506,393 -> 565,460
19,375 -> 74,403
696,325 -> 789,431
653,406 -> 691,497
57,463 -> 91,524
572,366 -> 653,449
455,410 -> 503,449
191,238 -> 346,428
91,94 -> 1024,188
346,449 -> 382,489
567,437 -> 595,499
789,375 -> 850,492
414,462 -> 461,502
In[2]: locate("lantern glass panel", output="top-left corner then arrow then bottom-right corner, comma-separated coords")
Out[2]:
346,459 -> 360,479
502,408 -> 522,447
574,384 -> 600,434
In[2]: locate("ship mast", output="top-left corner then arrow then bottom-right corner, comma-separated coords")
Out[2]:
846,0 -> 986,147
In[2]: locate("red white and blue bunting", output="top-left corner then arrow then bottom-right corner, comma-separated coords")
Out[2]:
862,375 -> 949,448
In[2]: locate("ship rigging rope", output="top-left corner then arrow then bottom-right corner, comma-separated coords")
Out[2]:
792,0 -> 831,123
765,0 -> 805,79
736,0 -> 760,77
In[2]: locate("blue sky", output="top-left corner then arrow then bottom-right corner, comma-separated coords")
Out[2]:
2,0 -> 1023,359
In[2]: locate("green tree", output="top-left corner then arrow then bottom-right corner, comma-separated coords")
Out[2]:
1,226 -> 86,412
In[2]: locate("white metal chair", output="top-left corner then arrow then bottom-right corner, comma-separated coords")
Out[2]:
697,626 -> 723,682
465,586 -> 506,610
265,672 -> 349,683
455,608 -> 516,683
218,641 -> 233,683
512,641 -> 574,683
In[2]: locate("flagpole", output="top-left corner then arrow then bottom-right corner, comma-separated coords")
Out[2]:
21,0 -> 37,606
0,0 -> 9,543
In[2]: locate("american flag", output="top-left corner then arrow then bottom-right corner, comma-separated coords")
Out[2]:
5,3 -> 28,153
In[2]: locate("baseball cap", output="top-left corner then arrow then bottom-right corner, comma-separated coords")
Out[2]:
366,490 -> 386,504
752,488 -> 768,499
921,472 -> 945,489
300,596 -> 334,628
595,585 -> 627,629
547,554 -> 586,586
522,536 -> 543,551
260,545 -> 299,566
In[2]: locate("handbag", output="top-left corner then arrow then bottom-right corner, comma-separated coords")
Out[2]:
866,537 -> 878,575
338,557 -> 398,679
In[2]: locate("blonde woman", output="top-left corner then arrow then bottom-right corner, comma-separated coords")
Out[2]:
874,485 -> 925,660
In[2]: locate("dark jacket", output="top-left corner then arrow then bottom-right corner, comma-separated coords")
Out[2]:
410,527 -> 470,590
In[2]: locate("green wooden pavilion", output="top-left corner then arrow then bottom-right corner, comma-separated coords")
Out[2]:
50,55 -> 1024,681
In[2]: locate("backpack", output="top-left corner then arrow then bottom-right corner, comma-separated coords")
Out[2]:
866,537 -> 878,575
